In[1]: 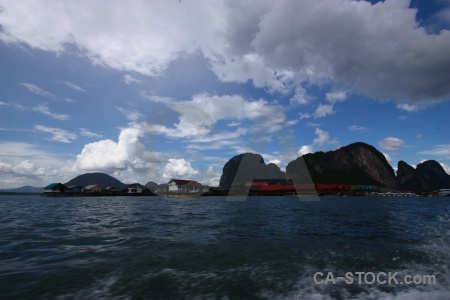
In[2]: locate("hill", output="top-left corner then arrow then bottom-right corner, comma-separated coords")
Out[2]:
397,160 -> 450,192
65,172 -> 126,189
0,185 -> 43,193
286,142 -> 398,188
145,181 -> 159,191
219,153 -> 286,187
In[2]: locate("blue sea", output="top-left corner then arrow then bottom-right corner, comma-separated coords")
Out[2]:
0,195 -> 449,299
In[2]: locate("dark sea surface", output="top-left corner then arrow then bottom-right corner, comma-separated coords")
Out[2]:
0,195 -> 449,299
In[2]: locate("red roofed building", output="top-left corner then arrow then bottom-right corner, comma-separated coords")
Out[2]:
315,184 -> 350,195
244,182 -> 268,187
168,179 -> 203,193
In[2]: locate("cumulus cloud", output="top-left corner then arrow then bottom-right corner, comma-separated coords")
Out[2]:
0,142 -> 67,188
298,145 -> 314,156
313,128 -> 330,146
34,125 -> 76,143
162,158 -> 198,179
297,127 -> 336,156
314,104 -> 335,118
326,90 -> 347,103
75,126 -> 139,171
378,137 -> 405,152
1,1 -> 448,105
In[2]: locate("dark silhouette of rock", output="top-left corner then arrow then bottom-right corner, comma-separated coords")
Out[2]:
145,181 -> 159,191
397,160 -> 450,192
416,160 -> 450,191
397,161 -> 428,193
65,172 -> 126,189
286,142 -> 398,188
219,153 -> 286,187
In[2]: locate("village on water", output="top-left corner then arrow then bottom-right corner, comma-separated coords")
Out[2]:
42,178 -> 450,197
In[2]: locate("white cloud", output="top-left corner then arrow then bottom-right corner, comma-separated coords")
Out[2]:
63,81 -> 88,94
349,125 -> 368,132
187,93 -> 272,121
227,121 -> 241,127
313,128 -> 330,146
75,126 -> 139,171
0,142 -> 69,188
440,163 -> 450,175
21,83 -> 55,100
142,93 -> 288,140
141,92 -> 174,104
2,1 -> 449,105
162,158 -> 198,179
299,113 -> 311,120
200,166 -> 221,187
33,103 -> 70,120
268,159 -> 281,166
326,90 -> 347,103
290,86 -> 309,105
0,101 -> 9,106
298,145 -> 313,156
383,152 -> 394,163
418,144 -> 450,158
79,128 -> 103,138
34,125 -> 76,143
314,104 -> 335,118
0,0 -> 221,76
9,102 -> 70,120
123,74 -> 141,85
297,127 -> 336,156
378,137 -> 405,152
397,103 -> 424,112
116,106 -> 144,122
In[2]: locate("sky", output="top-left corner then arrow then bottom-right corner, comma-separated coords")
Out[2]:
1,0 -> 450,188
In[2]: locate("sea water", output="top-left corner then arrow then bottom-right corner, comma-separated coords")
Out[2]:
0,195 -> 449,299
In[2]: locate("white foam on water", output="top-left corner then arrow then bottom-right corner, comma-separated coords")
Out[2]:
55,274 -> 130,300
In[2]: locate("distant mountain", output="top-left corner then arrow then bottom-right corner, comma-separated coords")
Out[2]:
398,160 -> 450,192
287,142 -> 398,188
0,185 -> 43,193
145,181 -> 159,191
65,172 -> 126,189
219,153 -> 286,187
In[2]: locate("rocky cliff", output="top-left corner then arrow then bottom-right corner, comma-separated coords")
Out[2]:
397,160 -> 450,192
396,161 -> 427,193
220,142 -> 450,191
286,142 -> 398,188
219,153 -> 286,187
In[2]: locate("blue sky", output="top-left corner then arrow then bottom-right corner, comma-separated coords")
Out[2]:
1,0 -> 450,188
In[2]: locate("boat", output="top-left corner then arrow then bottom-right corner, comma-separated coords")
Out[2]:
437,189 -> 450,197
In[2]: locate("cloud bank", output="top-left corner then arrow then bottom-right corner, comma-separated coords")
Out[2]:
1,0 -> 449,106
